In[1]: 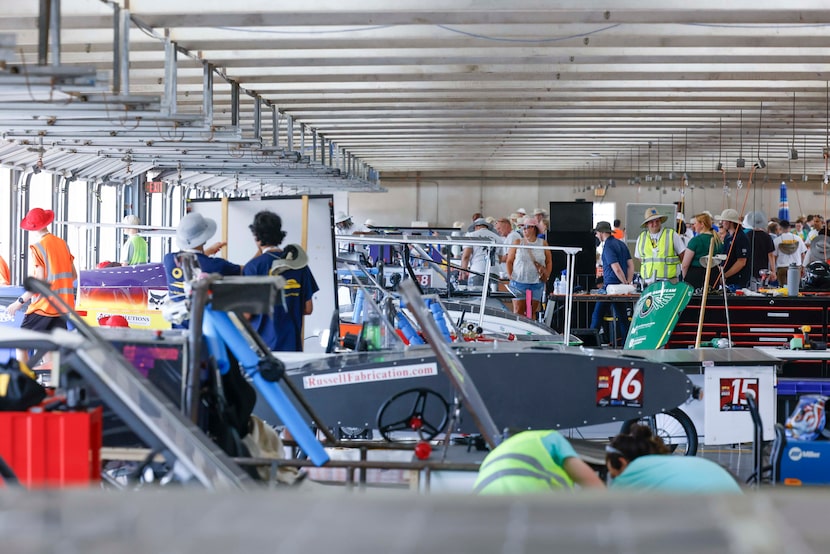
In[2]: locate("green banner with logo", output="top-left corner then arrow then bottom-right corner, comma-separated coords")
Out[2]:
624,281 -> 693,350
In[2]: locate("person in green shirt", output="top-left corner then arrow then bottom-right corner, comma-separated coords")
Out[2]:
120,214 -> 148,265
680,211 -> 722,290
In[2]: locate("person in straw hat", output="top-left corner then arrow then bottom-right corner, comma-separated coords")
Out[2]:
715,208 -> 750,288
634,207 -> 686,285
6,207 -> 78,366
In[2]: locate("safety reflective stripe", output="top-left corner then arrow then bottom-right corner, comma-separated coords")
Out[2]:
474,452 -> 571,493
29,236 -> 75,315
638,230 -> 679,280
34,244 -> 74,288
473,468 -> 561,494
479,452 -> 548,473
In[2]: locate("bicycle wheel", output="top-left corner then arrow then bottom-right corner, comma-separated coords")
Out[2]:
621,407 -> 698,456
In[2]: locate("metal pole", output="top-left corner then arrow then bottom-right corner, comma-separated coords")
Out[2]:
49,0 -> 60,67
162,39 -> 178,115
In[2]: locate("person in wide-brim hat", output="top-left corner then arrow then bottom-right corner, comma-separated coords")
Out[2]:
594,221 -> 613,234
176,212 -> 218,250
716,208 -> 742,225
742,210 -> 768,230
20,207 -> 55,231
334,211 -> 352,224
8,206 -> 77,367
641,207 -> 668,228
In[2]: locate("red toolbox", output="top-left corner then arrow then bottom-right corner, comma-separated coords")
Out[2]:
0,406 -> 102,488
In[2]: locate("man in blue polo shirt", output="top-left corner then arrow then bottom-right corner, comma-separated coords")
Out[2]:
590,221 -> 634,347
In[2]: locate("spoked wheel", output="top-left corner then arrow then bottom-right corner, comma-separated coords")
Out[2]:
621,407 -> 698,456
376,388 -> 450,442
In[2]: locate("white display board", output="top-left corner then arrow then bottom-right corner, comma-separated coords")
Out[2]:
188,196 -> 336,353
703,365 -> 776,444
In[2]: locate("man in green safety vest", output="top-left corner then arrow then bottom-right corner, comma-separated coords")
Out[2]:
473,430 -> 604,494
635,207 -> 686,285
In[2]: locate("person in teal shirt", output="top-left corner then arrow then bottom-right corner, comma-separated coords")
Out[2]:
473,430 -> 604,494
606,424 -> 742,493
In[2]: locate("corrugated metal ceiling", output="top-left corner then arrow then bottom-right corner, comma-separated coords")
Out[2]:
2,1 -> 830,193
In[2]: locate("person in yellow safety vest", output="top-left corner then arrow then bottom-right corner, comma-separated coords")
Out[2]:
635,207 -> 686,285
473,430 -> 605,494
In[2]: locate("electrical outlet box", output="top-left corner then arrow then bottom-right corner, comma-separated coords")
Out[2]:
736,158 -> 746,168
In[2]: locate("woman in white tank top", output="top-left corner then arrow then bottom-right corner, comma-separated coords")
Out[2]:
506,217 -> 552,316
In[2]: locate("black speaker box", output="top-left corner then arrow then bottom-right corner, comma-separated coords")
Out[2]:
548,201 -> 593,233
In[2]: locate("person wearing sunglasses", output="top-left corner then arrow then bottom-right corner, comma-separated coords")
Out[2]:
605,424 -> 741,493
506,217 -> 552,316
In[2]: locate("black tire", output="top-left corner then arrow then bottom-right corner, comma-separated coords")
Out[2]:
621,407 -> 698,456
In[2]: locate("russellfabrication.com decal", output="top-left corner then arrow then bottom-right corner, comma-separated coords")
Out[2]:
303,362 -> 439,389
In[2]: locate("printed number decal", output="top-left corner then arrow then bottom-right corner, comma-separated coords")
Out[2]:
719,377 -> 759,412
417,273 -> 431,287
597,366 -> 643,408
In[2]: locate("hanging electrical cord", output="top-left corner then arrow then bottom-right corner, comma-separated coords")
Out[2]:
741,102 -> 763,214
791,92 -> 798,166
657,137 -> 663,180
718,117 -> 728,211
738,109 -> 744,165
678,128 -> 689,232
716,106 -> 761,288
735,109 -> 745,211
791,134 -> 807,221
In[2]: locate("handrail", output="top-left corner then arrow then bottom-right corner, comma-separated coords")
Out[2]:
335,233 -> 581,343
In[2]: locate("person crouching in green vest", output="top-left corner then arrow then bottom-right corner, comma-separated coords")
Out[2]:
473,430 -> 605,494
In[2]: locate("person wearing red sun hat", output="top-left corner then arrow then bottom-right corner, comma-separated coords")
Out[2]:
6,207 -> 77,366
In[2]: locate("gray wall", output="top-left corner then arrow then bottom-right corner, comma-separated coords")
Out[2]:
342,171 -> 809,231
